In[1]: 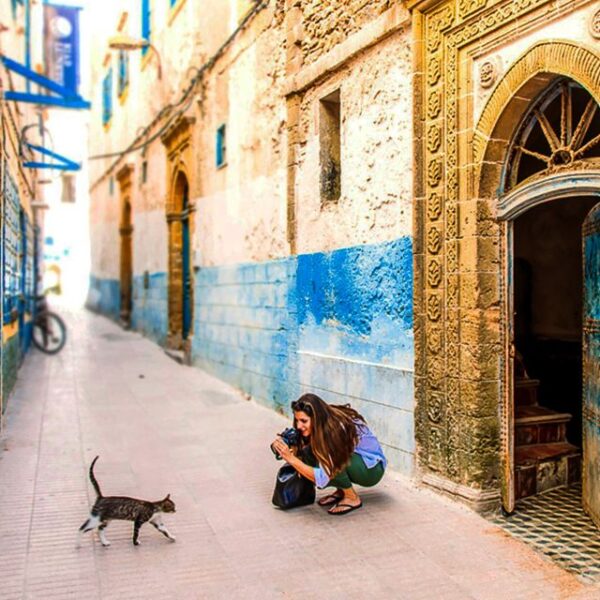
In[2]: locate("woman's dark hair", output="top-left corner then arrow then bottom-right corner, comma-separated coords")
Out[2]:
291,393 -> 366,478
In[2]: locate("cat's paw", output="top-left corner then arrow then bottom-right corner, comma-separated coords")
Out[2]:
133,540 -> 141,546
168,535 -> 176,542
101,541 -> 111,547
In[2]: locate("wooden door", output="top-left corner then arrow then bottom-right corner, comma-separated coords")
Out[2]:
582,202 -> 600,528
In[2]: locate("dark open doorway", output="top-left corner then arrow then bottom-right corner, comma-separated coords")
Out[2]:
513,196 -> 599,501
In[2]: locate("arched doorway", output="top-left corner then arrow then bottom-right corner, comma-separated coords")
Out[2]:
117,165 -> 134,329
493,78 -> 600,513
167,170 -> 193,355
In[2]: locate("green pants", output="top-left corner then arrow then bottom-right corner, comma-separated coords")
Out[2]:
328,453 -> 385,489
302,448 -> 384,489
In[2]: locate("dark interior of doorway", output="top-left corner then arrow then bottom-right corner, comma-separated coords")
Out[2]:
513,195 -> 600,502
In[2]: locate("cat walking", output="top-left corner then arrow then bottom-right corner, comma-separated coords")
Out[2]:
77,456 -> 176,547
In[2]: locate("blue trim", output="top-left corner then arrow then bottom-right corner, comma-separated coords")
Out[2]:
0,56 -> 91,108
216,124 -> 226,167
141,0 -> 151,56
102,68 -> 113,126
117,50 -> 129,97
23,143 -> 80,171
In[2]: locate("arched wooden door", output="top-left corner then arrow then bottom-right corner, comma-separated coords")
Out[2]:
167,171 -> 193,349
119,198 -> 133,327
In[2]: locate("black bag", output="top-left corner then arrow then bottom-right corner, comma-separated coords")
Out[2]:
272,464 -> 316,509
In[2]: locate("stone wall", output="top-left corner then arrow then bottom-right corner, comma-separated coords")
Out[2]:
299,0 -> 391,65
294,29 -> 413,255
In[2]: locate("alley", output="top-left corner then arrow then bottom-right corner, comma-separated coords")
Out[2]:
0,309 -> 595,600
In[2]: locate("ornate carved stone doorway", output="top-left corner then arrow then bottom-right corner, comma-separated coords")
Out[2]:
161,116 -> 195,358
409,0 -> 600,513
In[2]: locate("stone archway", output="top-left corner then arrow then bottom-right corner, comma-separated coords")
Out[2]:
116,163 -> 134,329
409,0 -> 600,513
161,116 -> 196,357
473,43 -> 600,512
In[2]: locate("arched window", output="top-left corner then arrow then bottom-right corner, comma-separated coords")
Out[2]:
504,79 -> 600,192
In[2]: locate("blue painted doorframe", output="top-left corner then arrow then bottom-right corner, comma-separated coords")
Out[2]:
583,201 -> 600,529
182,183 -> 192,340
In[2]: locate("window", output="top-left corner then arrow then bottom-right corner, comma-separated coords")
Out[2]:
109,176 -> 114,195
169,0 -> 177,6
117,50 -> 129,98
319,89 -> 341,204
216,124 -> 227,168
102,68 -> 113,127
141,160 -> 148,184
61,174 -> 76,203
141,0 -> 152,56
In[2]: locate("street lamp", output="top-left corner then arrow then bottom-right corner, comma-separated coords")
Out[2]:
108,34 -> 162,80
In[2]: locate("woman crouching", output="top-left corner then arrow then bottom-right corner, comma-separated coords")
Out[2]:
271,393 -> 386,515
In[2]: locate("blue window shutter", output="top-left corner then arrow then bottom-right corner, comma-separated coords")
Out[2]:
141,0 -> 151,55
102,68 -> 113,126
118,50 -> 129,96
216,125 -> 226,167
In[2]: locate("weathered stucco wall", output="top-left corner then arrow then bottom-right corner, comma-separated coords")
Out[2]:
195,6 -> 289,266
299,0 -> 391,66
294,28 -> 413,255
0,0 -> 41,415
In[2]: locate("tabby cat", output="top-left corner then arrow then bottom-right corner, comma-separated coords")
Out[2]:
77,456 -> 176,547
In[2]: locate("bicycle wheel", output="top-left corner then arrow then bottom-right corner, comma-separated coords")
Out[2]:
32,311 -> 67,354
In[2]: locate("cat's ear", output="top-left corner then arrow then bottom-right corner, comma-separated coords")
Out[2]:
164,494 -> 170,501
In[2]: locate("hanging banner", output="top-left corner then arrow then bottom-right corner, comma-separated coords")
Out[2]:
43,4 -> 81,95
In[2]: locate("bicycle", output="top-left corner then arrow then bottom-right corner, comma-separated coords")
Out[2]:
31,294 -> 67,355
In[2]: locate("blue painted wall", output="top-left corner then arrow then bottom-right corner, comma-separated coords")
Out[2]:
192,259 -> 296,413
131,273 -> 169,345
88,237 -> 415,474
293,238 -> 415,473
87,275 -> 120,320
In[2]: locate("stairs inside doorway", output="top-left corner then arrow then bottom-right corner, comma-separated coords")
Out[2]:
514,376 -> 581,501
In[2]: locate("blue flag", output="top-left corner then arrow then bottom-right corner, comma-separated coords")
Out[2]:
43,4 -> 81,96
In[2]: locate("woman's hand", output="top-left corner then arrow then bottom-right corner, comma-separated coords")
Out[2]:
271,438 -> 294,462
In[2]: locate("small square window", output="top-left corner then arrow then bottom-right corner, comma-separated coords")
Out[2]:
216,124 -> 227,168
319,89 -> 341,205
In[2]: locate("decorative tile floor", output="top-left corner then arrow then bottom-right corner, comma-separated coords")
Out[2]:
492,484 -> 600,582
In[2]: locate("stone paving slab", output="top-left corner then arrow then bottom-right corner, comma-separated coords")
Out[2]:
0,309 -> 597,599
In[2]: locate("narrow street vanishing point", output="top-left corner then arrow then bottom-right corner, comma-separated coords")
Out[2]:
0,310 -> 594,600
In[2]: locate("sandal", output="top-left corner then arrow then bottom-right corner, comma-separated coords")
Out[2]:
317,491 -> 344,507
328,502 -> 363,516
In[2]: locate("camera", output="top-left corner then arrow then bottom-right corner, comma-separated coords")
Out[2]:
271,427 -> 300,460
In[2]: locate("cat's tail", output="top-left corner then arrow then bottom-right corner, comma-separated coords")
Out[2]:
89,456 -> 103,498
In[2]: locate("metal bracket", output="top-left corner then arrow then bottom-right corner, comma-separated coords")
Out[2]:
23,143 -> 80,171
1,55 -> 91,109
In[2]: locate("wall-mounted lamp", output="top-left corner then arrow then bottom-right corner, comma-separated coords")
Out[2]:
108,34 -> 162,79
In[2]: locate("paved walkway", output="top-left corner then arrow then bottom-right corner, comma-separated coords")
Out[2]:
0,310 -> 597,599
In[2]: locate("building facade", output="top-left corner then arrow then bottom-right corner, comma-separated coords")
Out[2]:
0,0 -> 46,422
88,0 -> 600,516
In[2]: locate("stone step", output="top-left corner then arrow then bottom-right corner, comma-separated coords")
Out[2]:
515,405 -> 572,446
515,377 -> 540,407
515,443 -> 581,501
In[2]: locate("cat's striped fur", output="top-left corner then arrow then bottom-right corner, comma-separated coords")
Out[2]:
77,456 -> 176,547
